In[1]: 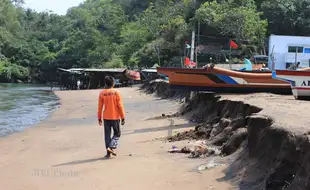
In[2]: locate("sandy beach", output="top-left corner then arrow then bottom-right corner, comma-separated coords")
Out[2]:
0,87 -> 235,190
221,93 -> 310,135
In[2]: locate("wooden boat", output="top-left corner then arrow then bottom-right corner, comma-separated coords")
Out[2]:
299,67 -> 310,71
124,69 -> 141,80
273,70 -> 310,100
157,66 -> 292,94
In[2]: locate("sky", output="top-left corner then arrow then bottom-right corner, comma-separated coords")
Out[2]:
24,0 -> 85,15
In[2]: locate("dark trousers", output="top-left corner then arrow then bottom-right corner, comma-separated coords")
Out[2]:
104,120 -> 121,150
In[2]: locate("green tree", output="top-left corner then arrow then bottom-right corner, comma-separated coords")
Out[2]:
2,0 -> 309,83
261,0 -> 310,36
195,0 -> 267,49
119,22 -> 151,66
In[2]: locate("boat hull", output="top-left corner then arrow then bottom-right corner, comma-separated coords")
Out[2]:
273,70 -> 310,100
169,84 -> 291,94
157,67 -> 292,94
125,70 -> 141,80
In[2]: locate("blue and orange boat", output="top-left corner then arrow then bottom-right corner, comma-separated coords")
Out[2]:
157,66 -> 292,94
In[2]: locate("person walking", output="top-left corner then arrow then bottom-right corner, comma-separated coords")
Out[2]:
77,80 -> 81,90
98,76 -> 126,158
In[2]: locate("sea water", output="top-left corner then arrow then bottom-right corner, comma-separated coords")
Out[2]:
0,83 -> 59,137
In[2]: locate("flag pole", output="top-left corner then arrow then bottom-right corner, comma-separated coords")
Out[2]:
195,48 -> 198,68
196,19 -> 200,68
229,40 -> 232,70
190,30 -> 195,68
183,42 -> 186,68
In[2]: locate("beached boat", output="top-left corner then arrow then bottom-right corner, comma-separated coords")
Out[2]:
273,70 -> 310,100
157,66 -> 292,94
124,69 -> 141,80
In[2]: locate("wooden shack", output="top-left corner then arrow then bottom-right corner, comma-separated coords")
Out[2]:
140,69 -> 159,81
58,68 -> 131,90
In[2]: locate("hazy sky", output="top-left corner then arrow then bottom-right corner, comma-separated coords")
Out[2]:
24,0 -> 85,15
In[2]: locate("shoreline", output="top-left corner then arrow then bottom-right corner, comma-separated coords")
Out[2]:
0,86 -> 60,138
1,87 -> 234,190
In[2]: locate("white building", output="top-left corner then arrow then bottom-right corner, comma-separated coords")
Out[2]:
268,34 -> 310,70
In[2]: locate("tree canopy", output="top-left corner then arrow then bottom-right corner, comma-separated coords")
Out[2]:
0,0 -> 308,83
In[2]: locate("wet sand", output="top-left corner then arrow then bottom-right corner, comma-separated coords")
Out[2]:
0,87 -> 235,190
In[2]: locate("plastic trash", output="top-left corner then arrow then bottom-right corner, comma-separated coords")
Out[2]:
198,160 -> 224,171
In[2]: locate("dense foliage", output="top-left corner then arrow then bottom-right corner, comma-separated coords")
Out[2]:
0,0 -> 309,82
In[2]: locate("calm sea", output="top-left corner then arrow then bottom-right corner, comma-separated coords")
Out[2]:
0,83 -> 59,137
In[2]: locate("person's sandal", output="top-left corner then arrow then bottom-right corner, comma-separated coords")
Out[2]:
104,154 -> 111,159
107,148 -> 117,156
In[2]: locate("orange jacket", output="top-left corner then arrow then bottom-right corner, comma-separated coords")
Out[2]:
98,88 -> 125,120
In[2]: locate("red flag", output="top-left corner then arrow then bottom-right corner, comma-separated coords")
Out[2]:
185,57 -> 190,66
230,40 -> 238,49
184,57 -> 197,67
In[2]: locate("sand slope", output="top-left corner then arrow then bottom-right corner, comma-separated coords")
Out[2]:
0,88 -> 235,190
140,81 -> 310,190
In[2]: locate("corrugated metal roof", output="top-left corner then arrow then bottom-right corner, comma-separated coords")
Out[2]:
84,68 -> 126,72
58,68 -> 83,74
58,68 -> 126,73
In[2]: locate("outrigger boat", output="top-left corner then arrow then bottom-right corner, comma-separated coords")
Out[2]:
273,70 -> 310,100
157,66 -> 292,94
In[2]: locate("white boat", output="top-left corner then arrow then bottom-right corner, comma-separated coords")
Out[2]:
273,70 -> 310,100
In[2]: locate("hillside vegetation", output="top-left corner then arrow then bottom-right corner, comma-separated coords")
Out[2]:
0,0 -> 308,82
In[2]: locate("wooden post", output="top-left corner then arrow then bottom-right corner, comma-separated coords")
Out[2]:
183,44 -> 186,68
271,45 -> 275,71
295,47 -> 298,65
196,19 -> 200,68
229,43 -> 232,70
190,30 -> 195,67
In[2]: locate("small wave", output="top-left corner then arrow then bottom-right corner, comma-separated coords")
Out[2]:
0,84 -> 59,138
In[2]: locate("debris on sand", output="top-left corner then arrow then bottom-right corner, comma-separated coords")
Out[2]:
168,141 -> 221,158
188,144 -> 221,158
198,160 -> 225,171
145,112 -> 181,121
168,146 -> 191,154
